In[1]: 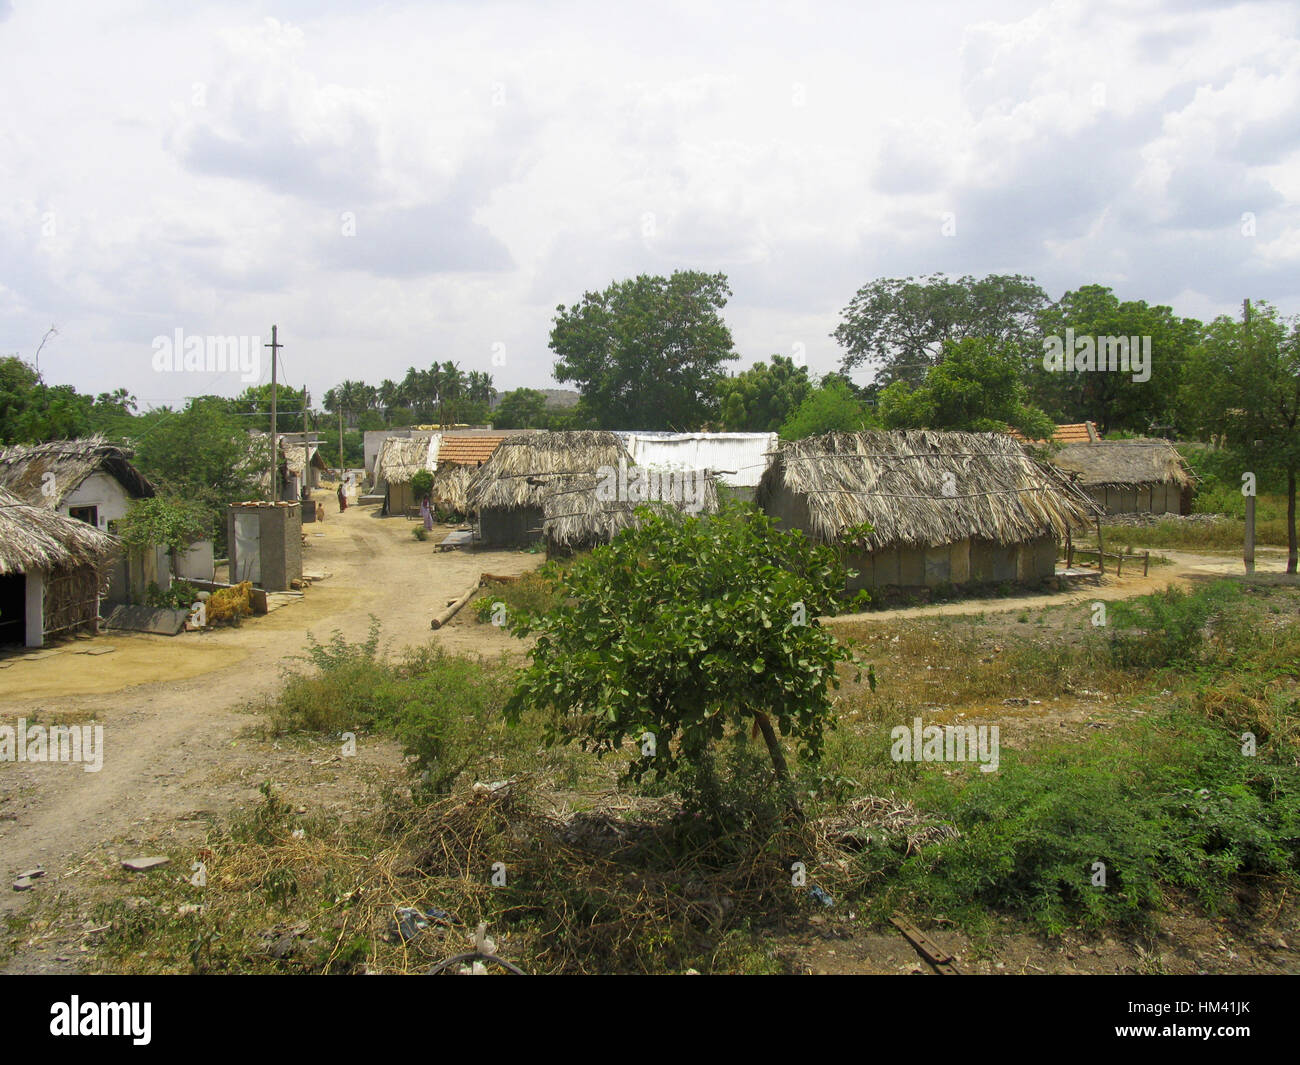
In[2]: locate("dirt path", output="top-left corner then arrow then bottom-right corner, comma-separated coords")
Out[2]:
0,496 -> 540,943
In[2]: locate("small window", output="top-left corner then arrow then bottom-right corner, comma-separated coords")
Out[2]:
69,505 -> 99,526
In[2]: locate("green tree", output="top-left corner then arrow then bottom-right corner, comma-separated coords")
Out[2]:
715,354 -> 812,431
491,387 -> 549,429
834,273 -> 1049,386
504,504 -> 860,791
877,337 -> 1055,439
229,384 -> 309,433
132,397 -> 268,523
779,377 -> 871,441
551,270 -> 737,429
1029,285 -> 1203,435
1181,302 -> 1299,572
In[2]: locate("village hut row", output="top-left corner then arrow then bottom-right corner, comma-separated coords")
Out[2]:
374,432 -> 506,517
458,428 -> 1103,590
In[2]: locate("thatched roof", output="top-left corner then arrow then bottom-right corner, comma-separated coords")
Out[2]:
1051,439 -> 1194,489
430,464 -> 475,513
467,431 -> 630,511
0,435 -> 154,508
542,469 -> 721,548
757,430 -> 1098,550
376,435 -> 439,485
0,487 -> 121,576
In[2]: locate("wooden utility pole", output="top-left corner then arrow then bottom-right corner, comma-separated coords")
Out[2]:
1245,492 -> 1256,575
338,409 -> 345,483
266,325 -> 283,502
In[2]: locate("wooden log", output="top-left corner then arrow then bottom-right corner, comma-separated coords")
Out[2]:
431,578 -> 482,630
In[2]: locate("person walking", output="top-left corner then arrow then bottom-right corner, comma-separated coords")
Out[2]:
420,495 -> 433,531
337,481 -> 348,512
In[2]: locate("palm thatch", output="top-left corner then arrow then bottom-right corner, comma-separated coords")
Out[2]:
430,464 -> 475,514
0,487 -> 121,576
1051,439 -> 1193,489
543,469 -> 721,549
0,435 -> 154,508
376,435 -> 439,486
758,430 -> 1098,550
467,431 -> 630,511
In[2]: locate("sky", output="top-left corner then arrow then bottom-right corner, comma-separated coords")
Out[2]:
2,0 -> 1298,410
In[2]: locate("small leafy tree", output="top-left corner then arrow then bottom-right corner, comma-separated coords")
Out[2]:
504,504 -> 865,796
410,469 -> 434,501
116,495 -> 211,556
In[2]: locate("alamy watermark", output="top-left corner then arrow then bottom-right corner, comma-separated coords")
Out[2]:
890,716 -> 1000,772
151,329 -> 261,382
0,718 -> 103,772
595,458 -> 710,513
1042,328 -> 1151,383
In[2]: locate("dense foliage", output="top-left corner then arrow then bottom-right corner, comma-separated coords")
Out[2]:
504,503 -> 863,786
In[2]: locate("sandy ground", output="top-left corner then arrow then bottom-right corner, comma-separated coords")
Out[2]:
0,495 -> 540,962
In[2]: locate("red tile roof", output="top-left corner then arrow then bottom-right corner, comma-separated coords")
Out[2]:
436,435 -> 505,467
1007,421 -> 1100,444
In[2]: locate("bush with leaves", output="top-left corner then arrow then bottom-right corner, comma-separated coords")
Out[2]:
504,503 -> 867,796
1107,580 -> 1243,670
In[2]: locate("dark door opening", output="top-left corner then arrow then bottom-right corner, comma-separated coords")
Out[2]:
0,572 -> 27,647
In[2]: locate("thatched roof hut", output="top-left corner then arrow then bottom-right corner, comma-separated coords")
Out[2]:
1049,439 -> 1193,516
758,431 -> 1099,592
0,487 -> 120,576
759,430 -> 1096,550
467,431 -> 630,511
0,435 -> 154,508
542,470 -> 721,553
467,431 -> 631,547
429,464 -> 475,515
0,486 -> 120,646
376,434 -> 439,487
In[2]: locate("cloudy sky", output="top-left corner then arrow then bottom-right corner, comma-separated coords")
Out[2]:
2,0 -> 1297,410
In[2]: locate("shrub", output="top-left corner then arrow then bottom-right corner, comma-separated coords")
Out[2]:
1108,581 -> 1243,669
505,502 -> 868,797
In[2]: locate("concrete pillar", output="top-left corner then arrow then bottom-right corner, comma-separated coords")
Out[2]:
25,570 -> 44,648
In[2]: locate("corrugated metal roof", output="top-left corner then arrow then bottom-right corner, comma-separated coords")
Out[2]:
620,432 -> 777,488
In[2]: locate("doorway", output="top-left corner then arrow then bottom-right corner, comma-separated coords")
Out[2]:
0,573 -> 27,646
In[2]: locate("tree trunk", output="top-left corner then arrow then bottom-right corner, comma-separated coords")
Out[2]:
752,711 -> 789,781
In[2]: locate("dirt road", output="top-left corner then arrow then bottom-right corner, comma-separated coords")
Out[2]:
0,497 -> 540,943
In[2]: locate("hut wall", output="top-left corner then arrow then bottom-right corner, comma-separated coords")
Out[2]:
175,541 -> 215,583
387,481 -> 415,516
762,484 -> 812,535
479,506 -> 544,548
42,564 -> 99,640
63,472 -> 132,533
949,539 -> 971,584
1089,481 -> 1181,515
